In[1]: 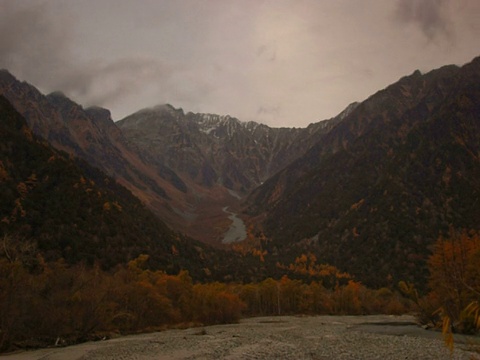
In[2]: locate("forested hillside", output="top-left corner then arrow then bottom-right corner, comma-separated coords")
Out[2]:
0,95 -> 244,279
0,70 -> 192,238
1,55 -> 480,352
245,57 -> 480,288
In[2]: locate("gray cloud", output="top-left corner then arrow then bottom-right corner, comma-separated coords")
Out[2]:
256,43 -> 277,62
0,1 -> 181,117
257,105 -> 280,116
1,1 -> 478,127
57,58 -> 175,107
0,1 -> 73,84
395,0 -> 452,40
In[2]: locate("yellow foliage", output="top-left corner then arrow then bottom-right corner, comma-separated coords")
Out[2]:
352,227 -> 360,237
127,254 -> 150,272
419,229 -> 480,351
0,238 -> 415,353
21,125 -> 33,141
112,201 -> 122,211
171,245 -> 179,256
232,225 -> 269,262
279,253 -> 352,286
25,173 -> 37,186
0,161 -> 9,181
350,198 -> 365,210
11,198 -> 26,219
16,182 -> 28,199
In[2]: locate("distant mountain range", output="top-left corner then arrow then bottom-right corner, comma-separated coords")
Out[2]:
0,69 -> 346,243
1,56 -> 479,287
116,102 -> 350,242
117,103 -> 348,194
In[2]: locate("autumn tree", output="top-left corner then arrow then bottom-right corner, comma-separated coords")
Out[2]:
257,278 -> 281,315
331,280 -> 364,315
277,253 -> 352,288
190,283 -> 245,324
278,276 -> 303,314
427,229 -> 480,334
237,283 -> 260,316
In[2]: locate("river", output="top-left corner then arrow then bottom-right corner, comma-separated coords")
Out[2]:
221,206 -> 247,243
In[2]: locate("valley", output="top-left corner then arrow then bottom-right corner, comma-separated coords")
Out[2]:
115,103 -> 340,244
1,57 -> 480,287
2,0 -> 480,355
0,56 -> 479,353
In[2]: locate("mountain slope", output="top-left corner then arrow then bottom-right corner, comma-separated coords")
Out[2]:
0,70 -> 342,244
1,69 -> 360,245
116,103 -> 349,243
0,95 -> 257,280
245,56 -> 480,288
117,104 -> 346,195
0,71 -> 191,231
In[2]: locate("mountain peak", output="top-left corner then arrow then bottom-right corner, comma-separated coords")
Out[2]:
128,104 -> 186,120
336,101 -> 360,121
154,103 -> 185,116
47,90 -> 69,100
85,106 -> 112,121
0,69 -> 17,85
412,69 -> 422,77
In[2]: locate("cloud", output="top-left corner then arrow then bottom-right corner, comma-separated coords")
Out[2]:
257,105 -> 281,117
57,57 -> 176,107
1,1 -> 479,126
0,1 -> 73,82
256,43 -> 277,62
395,0 -> 452,40
0,1 -> 185,117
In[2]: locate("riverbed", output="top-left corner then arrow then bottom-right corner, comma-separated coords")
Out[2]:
4,315 -> 478,359
221,206 -> 247,243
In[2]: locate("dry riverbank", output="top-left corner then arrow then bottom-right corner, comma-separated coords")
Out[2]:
3,315 -> 479,360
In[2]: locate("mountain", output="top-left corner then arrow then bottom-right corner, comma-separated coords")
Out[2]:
0,96 -> 182,273
117,104 -> 347,195
245,56 -> 480,288
116,103 -> 350,243
2,55 -> 479,288
0,70 -> 193,232
0,70 -> 342,244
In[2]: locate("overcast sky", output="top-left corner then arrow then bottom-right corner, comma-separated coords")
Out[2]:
1,0 -> 479,127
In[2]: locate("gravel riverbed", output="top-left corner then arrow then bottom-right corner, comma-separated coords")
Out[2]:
4,315 -> 479,360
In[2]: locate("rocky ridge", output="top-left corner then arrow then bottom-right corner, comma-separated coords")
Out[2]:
0,71 -> 192,230
117,103 -> 349,194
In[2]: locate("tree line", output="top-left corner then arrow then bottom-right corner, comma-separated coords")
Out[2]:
0,234 -> 413,353
2,229 -> 478,353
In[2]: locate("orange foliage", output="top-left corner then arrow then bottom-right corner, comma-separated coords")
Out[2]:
235,274 -> 411,318
0,161 -> 8,181
191,283 -> 245,324
350,198 -> 365,211
0,236 -> 415,353
232,225 -> 268,261
171,245 -> 179,256
426,229 -> 480,335
277,252 -> 352,287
